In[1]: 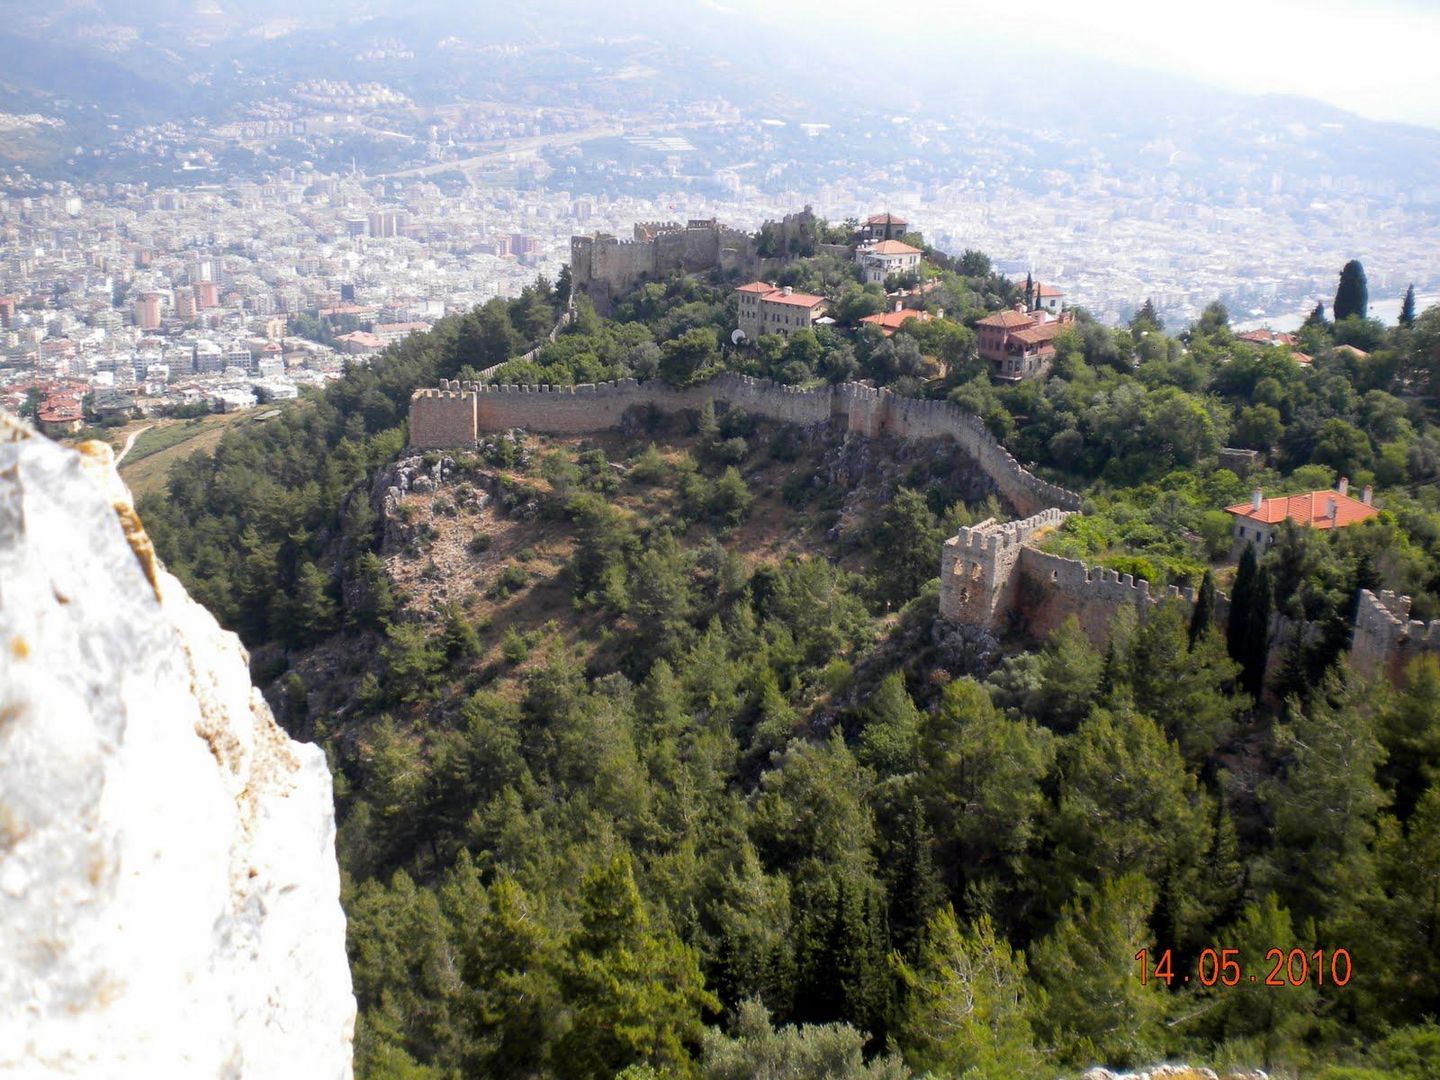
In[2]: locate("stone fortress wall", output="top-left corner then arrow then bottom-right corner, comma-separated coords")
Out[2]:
412,372 -> 1437,678
569,208 -> 829,313
409,373 -> 1082,519
1350,589 -> 1440,681
939,511 -> 1229,643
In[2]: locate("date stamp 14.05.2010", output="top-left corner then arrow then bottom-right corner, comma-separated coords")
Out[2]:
1135,947 -> 1352,988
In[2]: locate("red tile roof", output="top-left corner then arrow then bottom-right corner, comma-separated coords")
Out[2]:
736,281 -> 774,293
1237,329 -> 1297,347
1009,321 -> 1066,346
763,290 -> 826,309
860,309 -> 934,333
977,310 -> 1035,329
1034,284 -> 1064,297
866,213 -> 908,225
1225,490 -> 1378,530
865,240 -> 921,256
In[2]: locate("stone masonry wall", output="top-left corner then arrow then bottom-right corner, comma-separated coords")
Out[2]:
939,510 -> 1074,631
1350,589 -> 1440,682
408,390 -> 476,449
408,374 -> 1081,519
939,510 -> 1229,647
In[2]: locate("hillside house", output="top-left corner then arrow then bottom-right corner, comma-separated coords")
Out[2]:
1226,478 -> 1377,551
860,212 -> 909,242
736,282 -> 829,340
860,301 -> 937,336
856,240 -> 923,285
978,304 -> 1073,382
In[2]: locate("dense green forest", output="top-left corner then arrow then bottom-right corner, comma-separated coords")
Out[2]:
137,244 -> 1440,1079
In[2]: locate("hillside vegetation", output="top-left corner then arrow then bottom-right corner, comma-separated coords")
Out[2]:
137,259 -> 1440,1080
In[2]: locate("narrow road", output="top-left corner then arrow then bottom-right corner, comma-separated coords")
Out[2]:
114,424 -> 153,466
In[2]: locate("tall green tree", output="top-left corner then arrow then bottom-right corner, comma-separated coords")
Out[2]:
919,678 -> 1056,901
1334,259 -> 1369,321
1048,703 -> 1208,900
893,906 -> 1042,1079
1189,569 -> 1216,646
1400,283 -> 1417,327
556,852 -> 718,1080
1202,894 -> 1316,1071
1262,675 -> 1387,924
1128,602 -> 1242,763
1227,544 -> 1258,665
1032,874 -> 1165,1068
871,487 -> 945,606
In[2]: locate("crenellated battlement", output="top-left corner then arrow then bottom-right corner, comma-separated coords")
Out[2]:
410,375 -> 1081,517
939,508 -> 1221,646
1351,588 -> 1440,680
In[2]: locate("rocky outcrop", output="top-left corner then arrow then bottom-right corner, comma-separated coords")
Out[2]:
0,413 -> 354,1076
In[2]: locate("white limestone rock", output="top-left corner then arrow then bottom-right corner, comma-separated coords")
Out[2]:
0,413 -> 354,1077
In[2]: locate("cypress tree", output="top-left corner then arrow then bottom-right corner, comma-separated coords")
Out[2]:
1400,283 -> 1417,327
1302,300 -> 1326,329
885,798 -> 944,963
1189,569 -> 1216,647
1333,259 -> 1369,321
1227,544 -> 1257,665
1241,566 -> 1273,700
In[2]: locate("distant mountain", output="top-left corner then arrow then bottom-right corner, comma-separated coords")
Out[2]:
0,0 -> 1436,201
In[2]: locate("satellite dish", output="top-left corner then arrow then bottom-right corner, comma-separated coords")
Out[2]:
731,328 -> 747,345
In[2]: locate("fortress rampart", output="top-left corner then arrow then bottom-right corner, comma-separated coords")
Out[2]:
409,375 -> 1432,681
940,511 -> 1231,645
1350,589 -> 1440,681
409,374 -> 1082,519
570,208 -> 822,312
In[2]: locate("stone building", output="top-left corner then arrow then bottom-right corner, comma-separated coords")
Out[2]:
735,282 -> 829,340
860,212 -> 909,242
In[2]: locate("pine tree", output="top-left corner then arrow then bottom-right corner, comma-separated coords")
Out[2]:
1400,283 -> 1417,327
893,906 -> 1041,1078
1334,259 -> 1369,321
557,852 -> 719,1080
1208,895 -> 1317,1070
884,799 -> 944,963
1189,569 -> 1216,647
1032,874 -> 1165,1067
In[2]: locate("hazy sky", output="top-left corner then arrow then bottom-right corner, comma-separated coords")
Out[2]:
724,0 -> 1440,129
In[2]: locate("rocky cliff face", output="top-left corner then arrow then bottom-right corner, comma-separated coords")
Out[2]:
0,413 -> 354,1076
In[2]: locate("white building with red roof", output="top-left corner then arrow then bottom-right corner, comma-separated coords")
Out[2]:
736,282 -> 829,340
1226,477 -> 1377,551
856,239 -> 923,285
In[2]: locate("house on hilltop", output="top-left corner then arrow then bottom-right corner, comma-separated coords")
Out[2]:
1026,280 -> 1064,315
736,282 -> 829,340
1225,477 -> 1377,552
860,213 -> 909,242
856,240 -> 923,285
860,301 -> 937,336
978,303 -> 1073,382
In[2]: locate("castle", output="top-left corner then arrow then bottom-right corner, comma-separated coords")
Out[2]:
569,207 -> 849,313
410,371 -> 1440,682
409,374 -> 1080,519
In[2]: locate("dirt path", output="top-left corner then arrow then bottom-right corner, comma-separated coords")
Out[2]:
114,424 -> 153,465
